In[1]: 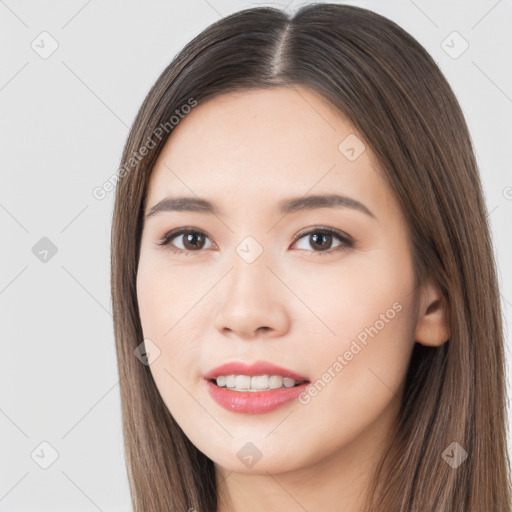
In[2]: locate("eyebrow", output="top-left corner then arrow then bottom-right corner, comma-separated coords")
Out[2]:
145,193 -> 376,219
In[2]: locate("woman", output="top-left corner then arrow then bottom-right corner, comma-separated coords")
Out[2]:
110,3 -> 511,511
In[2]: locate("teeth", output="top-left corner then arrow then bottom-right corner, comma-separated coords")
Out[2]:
251,375 -> 270,390
283,378 -> 296,388
269,375 -> 283,389
214,374 -> 301,391
235,375 -> 251,389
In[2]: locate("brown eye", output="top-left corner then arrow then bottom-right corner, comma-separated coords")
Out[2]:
157,229 -> 213,253
309,232 -> 334,250
291,227 -> 354,256
181,231 -> 207,250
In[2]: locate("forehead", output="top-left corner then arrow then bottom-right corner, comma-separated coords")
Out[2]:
145,86 -> 390,215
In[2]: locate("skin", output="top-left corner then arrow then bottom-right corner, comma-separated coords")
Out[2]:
136,86 -> 450,512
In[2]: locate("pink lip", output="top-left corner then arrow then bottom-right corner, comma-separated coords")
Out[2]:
203,360 -> 309,382
205,380 -> 309,414
203,360 -> 310,415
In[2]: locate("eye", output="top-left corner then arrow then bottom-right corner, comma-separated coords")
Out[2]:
156,228 -> 214,254
290,227 -> 354,256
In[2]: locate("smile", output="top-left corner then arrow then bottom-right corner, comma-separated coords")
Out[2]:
213,374 -> 306,391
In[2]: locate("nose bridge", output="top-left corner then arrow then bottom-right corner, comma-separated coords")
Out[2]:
228,233 -> 275,302
213,233 -> 289,338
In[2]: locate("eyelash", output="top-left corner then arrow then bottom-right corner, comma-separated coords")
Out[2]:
155,226 -> 355,257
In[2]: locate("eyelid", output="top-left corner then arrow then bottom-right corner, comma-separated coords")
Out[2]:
291,225 -> 354,245
155,227 -> 217,249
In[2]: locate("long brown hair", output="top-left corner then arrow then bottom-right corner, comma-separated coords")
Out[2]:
110,3 -> 511,510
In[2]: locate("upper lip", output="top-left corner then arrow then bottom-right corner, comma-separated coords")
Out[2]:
204,361 -> 309,382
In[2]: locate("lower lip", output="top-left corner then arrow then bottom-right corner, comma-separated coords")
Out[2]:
205,379 -> 310,414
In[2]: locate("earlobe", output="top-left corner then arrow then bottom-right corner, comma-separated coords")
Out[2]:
414,281 -> 451,347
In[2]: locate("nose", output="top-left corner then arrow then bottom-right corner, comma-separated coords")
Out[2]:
213,253 -> 290,340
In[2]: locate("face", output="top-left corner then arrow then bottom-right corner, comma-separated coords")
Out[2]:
136,86 -> 421,477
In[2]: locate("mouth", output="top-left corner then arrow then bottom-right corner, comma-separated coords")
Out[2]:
208,374 -> 309,392
203,361 -> 310,413
203,360 -> 310,391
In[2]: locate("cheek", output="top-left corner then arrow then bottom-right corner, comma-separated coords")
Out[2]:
287,241 -> 416,373
136,245 -> 217,361
295,299 -> 415,455
292,246 -> 417,432
137,266 -> 196,364
137,252 -> 198,338
281,242 -> 416,343
136,253 -> 212,419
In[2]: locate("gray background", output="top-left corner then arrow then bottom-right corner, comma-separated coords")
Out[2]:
1,0 -> 511,510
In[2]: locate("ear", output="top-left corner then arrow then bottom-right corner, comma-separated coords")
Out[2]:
414,279 -> 451,347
